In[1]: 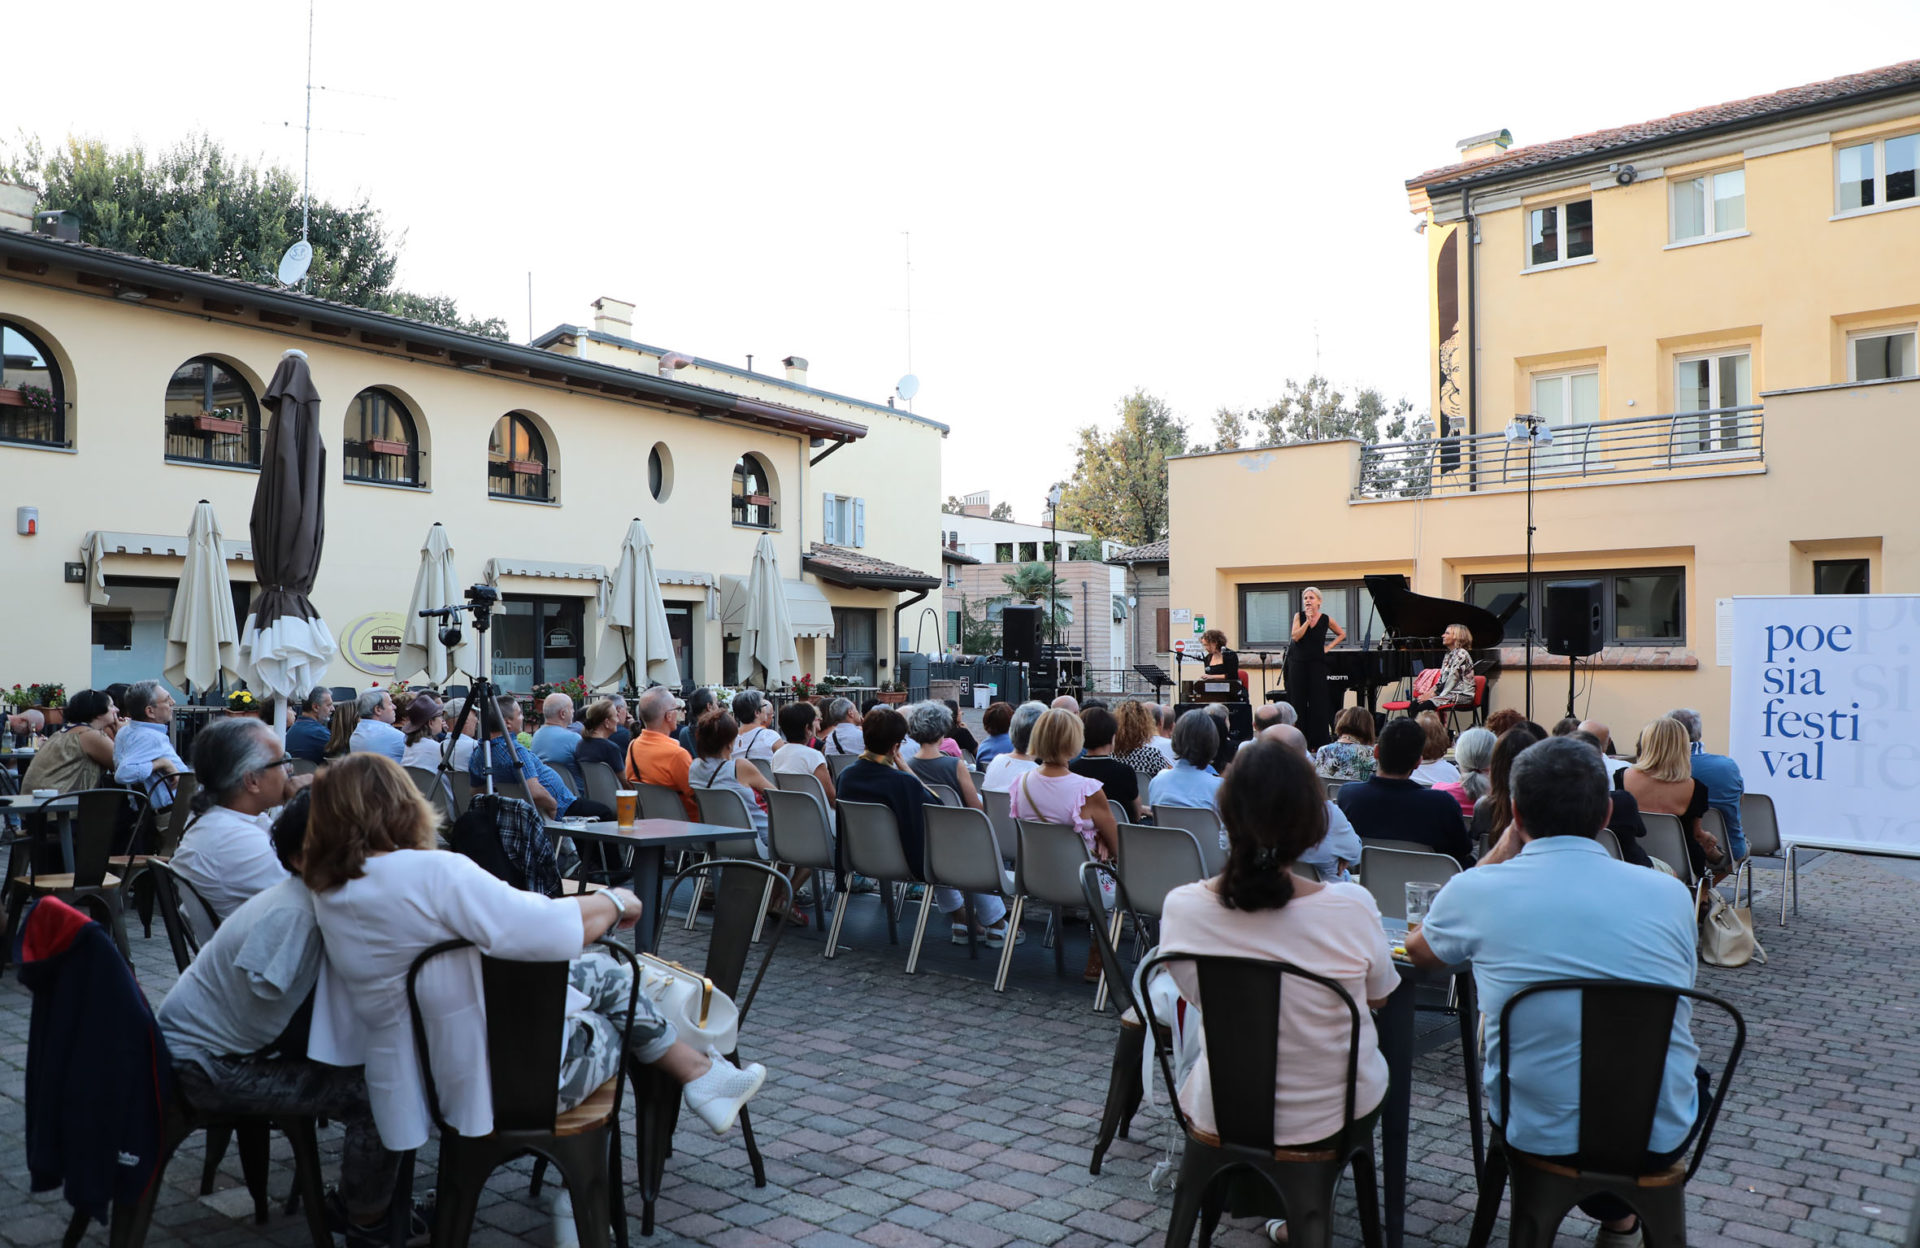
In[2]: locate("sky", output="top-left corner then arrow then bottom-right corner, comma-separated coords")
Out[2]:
9,1 -> 1919,524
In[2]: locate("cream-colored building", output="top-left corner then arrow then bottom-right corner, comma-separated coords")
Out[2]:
1169,60 -> 1920,750
0,222 -> 947,701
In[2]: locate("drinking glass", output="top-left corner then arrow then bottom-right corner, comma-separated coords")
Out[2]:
1404,881 -> 1441,927
615,789 -> 638,828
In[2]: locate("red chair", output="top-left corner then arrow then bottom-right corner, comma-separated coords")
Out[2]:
1380,668 -> 1443,718
1443,675 -> 1489,735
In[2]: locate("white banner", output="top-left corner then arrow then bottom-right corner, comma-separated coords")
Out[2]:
1728,595 -> 1920,853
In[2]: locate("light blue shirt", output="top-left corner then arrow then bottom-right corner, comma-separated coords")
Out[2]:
975,733 -> 1013,768
1420,836 -> 1700,1156
349,718 -> 406,763
530,724 -> 583,788
113,719 -> 186,808
1298,801 -> 1364,882
1689,743 -> 1746,859
1147,759 -> 1221,811
471,736 -> 578,816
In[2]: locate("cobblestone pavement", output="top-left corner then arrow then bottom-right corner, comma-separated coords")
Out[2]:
1,851 -> 1917,1248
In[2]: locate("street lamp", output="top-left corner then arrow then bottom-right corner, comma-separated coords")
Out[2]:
1046,486 -> 1063,661
1503,414 -> 1554,721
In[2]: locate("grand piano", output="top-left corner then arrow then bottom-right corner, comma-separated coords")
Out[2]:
1317,575 -> 1506,715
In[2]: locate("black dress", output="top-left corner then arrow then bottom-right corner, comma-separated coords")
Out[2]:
1285,614 -> 1336,749
1203,647 -> 1241,697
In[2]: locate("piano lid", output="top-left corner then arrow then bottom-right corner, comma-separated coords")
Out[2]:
1362,574 -> 1506,650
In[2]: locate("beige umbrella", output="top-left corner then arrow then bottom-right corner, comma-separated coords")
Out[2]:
165,499 -> 242,696
590,518 -> 681,691
739,534 -> 800,689
396,523 -> 477,686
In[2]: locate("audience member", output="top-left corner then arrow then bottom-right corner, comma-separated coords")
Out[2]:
1070,705 -> 1144,821
973,702 -> 1014,767
1147,710 -> 1223,811
1235,699 -> 1296,754
1312,706 -> 1378,781
600,694 -> 633,753
531,693 -> 583,790
171,718 -> 300,921
398,695 -> 447,772
903,701 -> 982,810
980,701 -> 1047,793
348,689 -> 406,762
1470,726 -> 1543,850
1260,724 -> 1363,882
943,700 -> 979,756
769,701 -> 836,805
287,688 -> 333,763
625,687 -> 696,819
1668,707 -> 1745,861
689,711 -> 772,852
1204,704 -> 1237,774
325,700 -> 360,759
22,689 -> 117,794
1114,699 -> 1169,786
1579,719 -> 1630,778
1409,738 -> 1703,1247
730,690 -> 780,766
1550,717 -> 1581,737
1337,718 -> 1474,866
1433,725 -> 1494,818
1049,694 -> 1081,714
1623,717 -> 1720,878
1484,708 -> 1527,737
574,700 -> 627,780
442,699 -> 481,770
1012,708 -> 1118,979
1152,704 -> 1178,764
469,697 -> 567,819
113,679 -> 186,808
1409,711 -> 1460,786
674,688 -> 716,756
1571,730 -> 1651,867
821,697 -> 866,756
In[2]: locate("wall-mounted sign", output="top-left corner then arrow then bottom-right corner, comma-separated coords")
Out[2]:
547,629 -> 574,649
1170,608 -> 1193,624
341,611 -> 406,676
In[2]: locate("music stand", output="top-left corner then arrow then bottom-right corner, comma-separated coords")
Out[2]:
1133,663 -> 1172,702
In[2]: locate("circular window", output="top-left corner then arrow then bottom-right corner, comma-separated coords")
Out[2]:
648,443 -> 673,502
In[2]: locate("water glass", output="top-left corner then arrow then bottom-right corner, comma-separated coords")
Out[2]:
1404,881 -> 1441,926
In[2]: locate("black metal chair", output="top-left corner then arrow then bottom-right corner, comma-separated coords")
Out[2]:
8,789 -> 141,960
407,936 -> 642,1248
1079,860 -> 1161,1176
1138,950 -> 1384,1248
1465,979 -> 1746,1248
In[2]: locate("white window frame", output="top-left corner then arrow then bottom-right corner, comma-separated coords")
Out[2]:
1672,349 -> 1753,458
1834,132 -> 1920,217
1846,326 -> 1919,382
1668,167 -> 1748,246
1523,198 -> 1596,271
1527,367 -> 1600,472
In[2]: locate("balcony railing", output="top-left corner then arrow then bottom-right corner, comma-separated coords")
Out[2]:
1353,404 -> 1764,500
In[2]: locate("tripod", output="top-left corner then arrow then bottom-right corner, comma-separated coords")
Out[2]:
421,591 -> 524,797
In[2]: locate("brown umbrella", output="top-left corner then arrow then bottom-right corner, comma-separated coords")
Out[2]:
239,349 -> 337,734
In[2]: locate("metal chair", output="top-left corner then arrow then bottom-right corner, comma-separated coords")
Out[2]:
1594,827 -> 1624,861
764,787 -> 837,931
1736,792 -> 1787,921
825,800 -> 916,959
1638,813 -> 1696,886
1152,804 -> 1225,875
1359,846 -> 1460,921
1140,950 -> 1384,1248
1009,818 -> 1093,979
916,805 -> 1019,982
146,857 -> 221,971
10,789 -> 138,959
1080,860 -> 1161,1176
1465,979 -> 1745,1248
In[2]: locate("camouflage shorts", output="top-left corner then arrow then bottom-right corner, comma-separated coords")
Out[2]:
556,949 -> 675,1112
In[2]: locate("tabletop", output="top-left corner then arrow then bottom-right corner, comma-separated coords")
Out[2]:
545,817 -> 746,850
0,793 -> 77,811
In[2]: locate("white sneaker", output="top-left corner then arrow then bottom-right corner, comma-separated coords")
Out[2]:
682,1049 -> 767,1134
552,1189 -> 578,1248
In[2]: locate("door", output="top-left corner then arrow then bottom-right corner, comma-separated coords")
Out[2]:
827,608 -> 879,686
494,595 -> 585,692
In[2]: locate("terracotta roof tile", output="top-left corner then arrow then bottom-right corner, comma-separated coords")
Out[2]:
804,544 -> 940,591
1408,59 -> 1920,191
1107,539 -> 1169,564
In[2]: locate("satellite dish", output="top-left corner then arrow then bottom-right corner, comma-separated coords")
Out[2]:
895,374 -> 920,401
277,239 -> 313,287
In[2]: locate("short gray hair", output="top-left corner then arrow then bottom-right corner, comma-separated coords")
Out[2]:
903,700 -> 952,745
824,697 -> 856,726
123,679 -> 168,723
192,718 -> 281,808
1171,709 -> 1219,768
542,692 -> 573,721
1453,726 -> 1497,803
355,688 -> 388,717
1009,700 -> 1047,753
732,689 -> 767,722
303,686 -> 331,711
1667,708 -> 1704,744
637,686 -> 677,727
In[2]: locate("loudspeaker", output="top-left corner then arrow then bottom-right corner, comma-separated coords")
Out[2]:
1544,580 -> 1604,657
1001,604 -> 1042,663
1176,702 -> 1253,747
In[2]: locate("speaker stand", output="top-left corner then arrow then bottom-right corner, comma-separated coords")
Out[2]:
1566,655 -> 1578,723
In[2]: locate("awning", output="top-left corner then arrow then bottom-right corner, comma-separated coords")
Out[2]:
483,557 -> 609,585
718,575 -> 834,639
84,529 -> 254,607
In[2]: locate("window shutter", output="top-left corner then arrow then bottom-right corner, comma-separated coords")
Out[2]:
1155,607 -> 1171,653
853,498 -> 866,548
822,493 -> 838,544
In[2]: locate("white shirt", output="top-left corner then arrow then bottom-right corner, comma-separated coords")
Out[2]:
1411,758 -> 1460,788
731,725 -> 780,764
170,805 -> 293,922
308,849 -> 587,1150
400,738 -> 446,771
349,718 -> 407,762
824,722 -> 866,756
770,743 -> 826,778
1151,736 -> 1176,764
1602,754 -> 1631,779
981,754 -> 1040,793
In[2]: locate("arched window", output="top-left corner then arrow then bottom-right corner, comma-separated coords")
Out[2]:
344,388 -> 423,486
1,320 -> 68,447
489,412 -> 552,501
732,453 -> 778,528
164,356 -> 264,467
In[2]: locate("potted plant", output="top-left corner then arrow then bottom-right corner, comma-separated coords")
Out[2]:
226,689 -> 260,719
30,683 -> 65,726
785,673 -> 817,702
1,384 -> 58,411
366,437 -> 410,456
4,684 -> 32,712
877,680 -> 907,706
193,406 -> 246,436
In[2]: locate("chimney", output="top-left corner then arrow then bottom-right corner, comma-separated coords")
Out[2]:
782,355 -> 809,386
1454,129 -> 1513,164
0,184 -> 34,234
590,296 -> 634,338
960,490 -> 991,519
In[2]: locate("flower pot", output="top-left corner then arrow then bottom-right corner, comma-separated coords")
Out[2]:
194,414 -> 246,435
509,459 -> 545,475
367,438 -> 410,456
38,707 -> 62,727
0,389 -> 23,407
878,692 -> 907,705
745,493 -> 773,506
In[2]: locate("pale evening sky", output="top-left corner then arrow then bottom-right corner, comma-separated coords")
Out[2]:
9,1 -> 1917,524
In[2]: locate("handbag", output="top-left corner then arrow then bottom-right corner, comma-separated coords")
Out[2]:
1696,880 -> 1766,967
636,952 -> 740,1055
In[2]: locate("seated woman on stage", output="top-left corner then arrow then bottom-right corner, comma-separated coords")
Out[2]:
1409,623 -> 1477,716
1311,707 -> 1378,782
1199,629 -> 1240,695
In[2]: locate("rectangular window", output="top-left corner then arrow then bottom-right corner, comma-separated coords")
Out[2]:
1674,350 -> 1753,454
994,542 -> 1013,563
1464,568 -> 1685,646
1042,542 -> 1059,563
1849,327 -> 1918,381
1672,168 -> 1745,241
1236,582 -> 1384,650
947,610 -> 960,646
1018,542 -> 1038,563
821,494 -> 864,547
1837,133 -> 1919,214
1529,368 -> 1599,469
1528,198 -> 1593,268
92,576 -> 250,699
1155,607 -> 1171,653
1813,559 -> 1870,595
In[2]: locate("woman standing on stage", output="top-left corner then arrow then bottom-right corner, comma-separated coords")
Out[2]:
1198,629 -> 1241,697
1285,586 -> 1347,748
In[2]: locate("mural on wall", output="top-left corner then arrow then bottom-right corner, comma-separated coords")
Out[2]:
341,611 -> 405,676
1435,228 -> 1463,476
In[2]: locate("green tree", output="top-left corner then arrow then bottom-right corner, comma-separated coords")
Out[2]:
1215,374 -> 1418,447
1053,389 -> 1189,546
951,593 -> 1000,655
941,497 -> 1014,519
999,562 -> 1072,631
1,133 -> 505,338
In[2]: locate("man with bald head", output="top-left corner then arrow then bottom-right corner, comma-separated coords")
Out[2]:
1579,719 -> 1629,778
531,691 -> 583,790
1245,722 -> 1362,881
1236,700 -> 1297,753
1050,694 -> 1080,714
625,686 -> 695,819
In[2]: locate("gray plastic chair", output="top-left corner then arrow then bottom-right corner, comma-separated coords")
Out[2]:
925,783 -> 962,808
1639,812 -> 1696,885
1737,792 -> 1787,921
826,753 -> 859,779
450,770 -> 472,816
1594,827 -> 1623,861
826,800 -> 916,961
765,787 -> 836,930
1115,822 -> 1206,919
1152,804 -> 1225,875
579,760 -> 623,813
1701,806 -> 1736,869
691,787 -> 772,935
774,770 -> 831,809
918,805 -> 1020,985
634,782 -> 689,822
981,787 -> 1016,864
1009,818 -> 1093,980
406,765 -> 452,824
1359,846 -> 1460,921
1323,778 -> 1346,800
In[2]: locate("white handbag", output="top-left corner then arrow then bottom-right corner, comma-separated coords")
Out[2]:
637,953 -> 740,1055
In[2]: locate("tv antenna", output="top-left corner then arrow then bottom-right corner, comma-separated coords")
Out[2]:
275,0 -> 317,288
899,231 -> 915,410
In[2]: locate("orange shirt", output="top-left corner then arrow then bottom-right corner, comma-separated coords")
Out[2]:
626,728 -> 696,819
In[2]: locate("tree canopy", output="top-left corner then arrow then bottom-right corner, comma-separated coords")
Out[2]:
1202,374 -> 1417,451
941,495 -> 1014,520
1053,389 -> 1189,547
1,133 -> 507,339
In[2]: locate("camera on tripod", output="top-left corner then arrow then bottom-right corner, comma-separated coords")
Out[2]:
418,583 -> 501,648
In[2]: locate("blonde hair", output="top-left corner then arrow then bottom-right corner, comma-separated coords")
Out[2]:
1113,700 -> 1157,755
1416,710 -> 1449,762
1028,707 -> 1086,766
1302,586 -> 1323,605
302,753 -> 438,893
1444,623 -> 1471,647
1631,718 -> 1693,784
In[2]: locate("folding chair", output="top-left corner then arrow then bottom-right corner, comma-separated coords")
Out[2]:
1103,821 -> 1206,1010
1735,792 -> 1787,921
1152,804 -> 1225,875
765,787 -> 836,932
825,800 -> 916,960
1081,860 -> 1162,1175
1008,818 -> 1093,981
1358,846 -> 1460,921
981,787 -> 1017,864
916,805 -> 1018,981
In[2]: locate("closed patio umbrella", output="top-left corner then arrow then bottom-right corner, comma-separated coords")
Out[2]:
739,534 -> 800,689
240,350 -> 337,736
164,499 -> 241,697
589,517 -> 681,691
396,523 -> 476,686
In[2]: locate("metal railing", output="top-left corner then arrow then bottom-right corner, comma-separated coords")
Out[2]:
1354,404 -> 1764,500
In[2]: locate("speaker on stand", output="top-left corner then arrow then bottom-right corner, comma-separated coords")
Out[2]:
1001,603 -> 1044,702
1543,580 -> 1604,722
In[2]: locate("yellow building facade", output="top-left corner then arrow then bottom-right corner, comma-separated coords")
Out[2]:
0,225 -> 947,701
1168,61 -> 1920,750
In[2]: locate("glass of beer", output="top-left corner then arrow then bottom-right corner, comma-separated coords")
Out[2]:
615,790 -> 638,828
